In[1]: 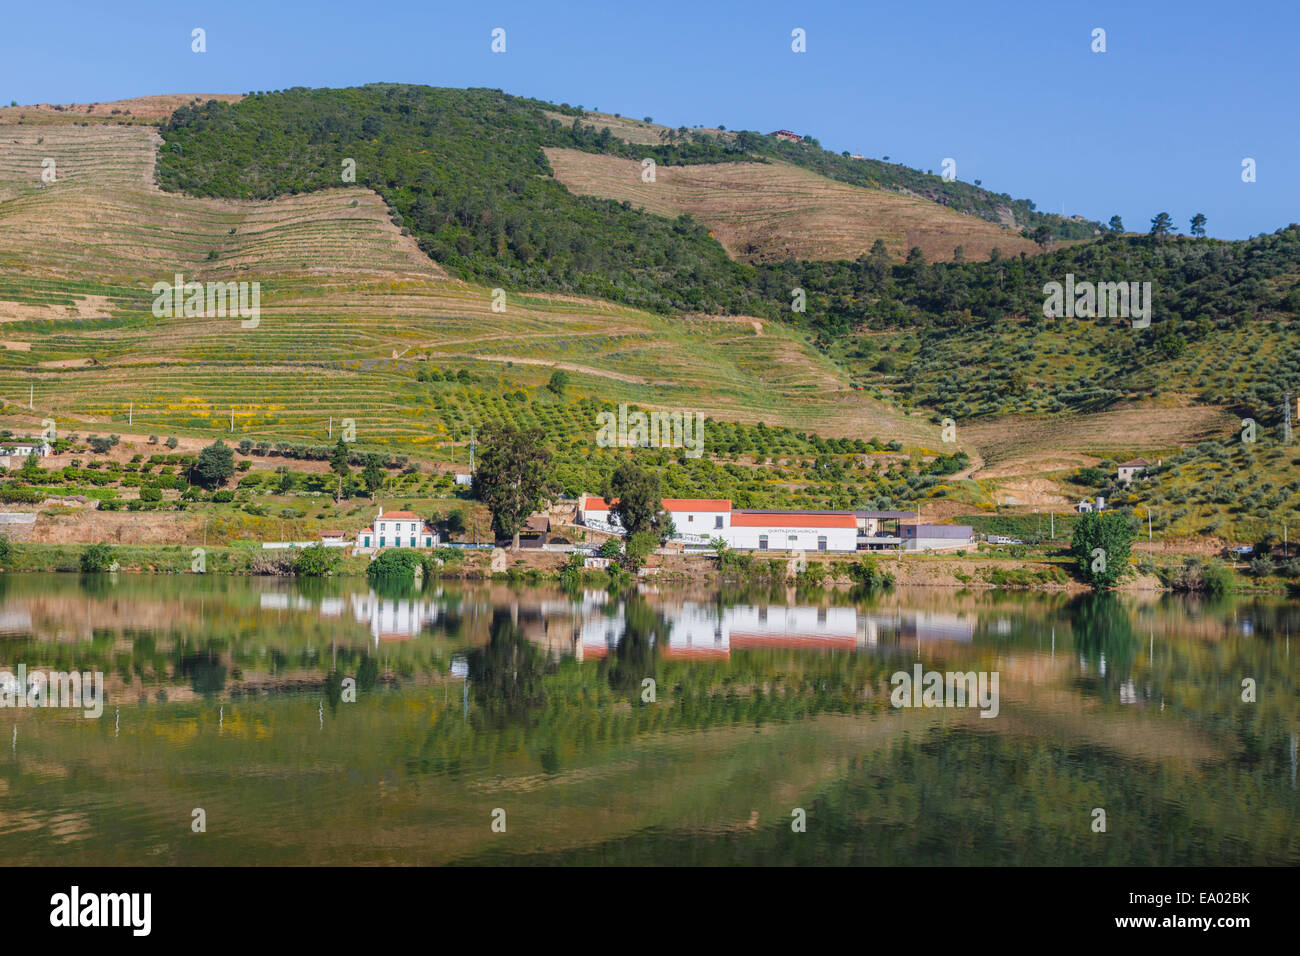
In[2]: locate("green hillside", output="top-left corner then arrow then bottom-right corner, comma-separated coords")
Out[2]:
156,85 -> 1094,318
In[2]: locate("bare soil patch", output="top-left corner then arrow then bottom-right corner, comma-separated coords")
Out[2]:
545,148 -> 1041,264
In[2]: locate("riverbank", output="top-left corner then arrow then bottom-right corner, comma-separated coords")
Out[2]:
0,540 -> 1290,594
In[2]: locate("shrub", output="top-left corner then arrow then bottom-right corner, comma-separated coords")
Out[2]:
1249,555 -> 1276,577
846,555 -> 894,588
80,543 -> 114,572
139,486 -> 163,502
366,548 -> 423,584
249,550 -> 297,575
0,486 -> 41,503
295,543 -> 341,577
211,489 -> 234,503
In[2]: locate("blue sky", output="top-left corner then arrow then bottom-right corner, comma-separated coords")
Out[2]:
2,0 -> 1295,239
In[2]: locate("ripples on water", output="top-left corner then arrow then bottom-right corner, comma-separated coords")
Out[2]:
0,574 -> 1294,865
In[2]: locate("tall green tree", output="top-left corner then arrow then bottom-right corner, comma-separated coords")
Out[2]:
1190,212 -> 1207,238
603,460 -> 669,539
1149,212 -> 1174,240
546,369 -> 570,397
472,423 -> 555,549
1070,511 -> 1135,590
361,455 -> 385,494
1107,215 -> 1124,233
193,440 -> 235,488
329,439 -> 351,477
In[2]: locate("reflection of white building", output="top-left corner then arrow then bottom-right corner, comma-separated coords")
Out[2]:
575,601 -> 979,660
861,610 -> 975,645
348,592 -> 439,644
258,588 -> 440,644
726,605 -> 859,650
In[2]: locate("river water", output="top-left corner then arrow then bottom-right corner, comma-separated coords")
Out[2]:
0,574 -> 1294,865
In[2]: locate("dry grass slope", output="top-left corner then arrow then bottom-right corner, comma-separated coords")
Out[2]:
544,147 -> 1042,264
0,126 -> 439,280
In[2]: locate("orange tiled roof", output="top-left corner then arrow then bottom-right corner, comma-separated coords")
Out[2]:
730,512 -> 856,528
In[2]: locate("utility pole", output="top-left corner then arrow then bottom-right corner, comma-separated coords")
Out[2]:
328,417 -> 332,440
1148,509 -> 1153,541
128,402 -> 133,426
469,426 -> 476,475
28,383 -> 33,410
1050,512 -> 1054,540
230,409 -> 234,432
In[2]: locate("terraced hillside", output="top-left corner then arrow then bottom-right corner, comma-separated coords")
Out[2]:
0,125 -> 437,279
544,148 -> 1042,264
1,89 -> 1288,534
0,111 -> 933,459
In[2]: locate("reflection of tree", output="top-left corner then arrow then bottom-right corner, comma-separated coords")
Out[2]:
323,670 -> 343,713
357,655 -> 379,692
1070,593 -> 1136,682
601,597 -> 668,699
78,573 -> 113,597
468,611 -> 550,728
176,647 -> 227,698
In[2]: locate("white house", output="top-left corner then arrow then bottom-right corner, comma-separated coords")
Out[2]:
579,495 -> 732,543
355,508 -> 439,552
1117,458 -> 1150,485
727,511 -> 858,553
0,439 -> 51,468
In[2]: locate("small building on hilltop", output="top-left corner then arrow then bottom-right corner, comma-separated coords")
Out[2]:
1117,458 -> 1151,485
770,129 -> 803,143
